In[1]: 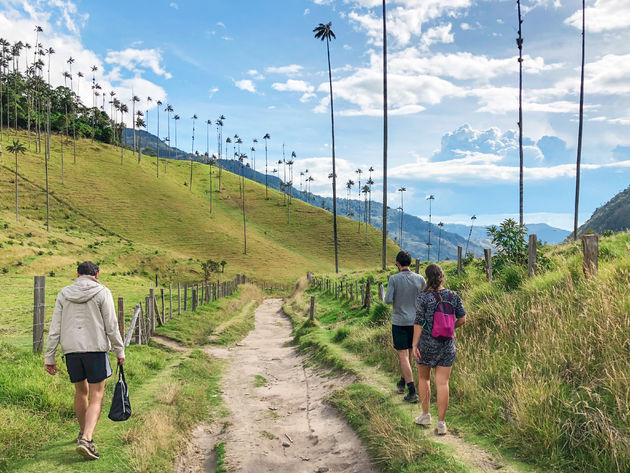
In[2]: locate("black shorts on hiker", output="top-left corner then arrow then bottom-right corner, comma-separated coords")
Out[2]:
65,352 -> 112,383
392,324 -> 414,350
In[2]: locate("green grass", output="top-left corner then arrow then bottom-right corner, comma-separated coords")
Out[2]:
293,232 -> 630,473
253,375 -> 267,388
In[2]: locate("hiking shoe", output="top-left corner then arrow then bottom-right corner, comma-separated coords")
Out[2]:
76,438 -> 100,460
414,413 -> 432,426
403,392 -> 419,403
396,379 -> 406,394
436,421 -> 448,436
77,431 -> 83,445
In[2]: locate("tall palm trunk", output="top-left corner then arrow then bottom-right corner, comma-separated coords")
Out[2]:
573,0 -> 586,240
517,0 -> 524,227
325,35 -> 339,273
156,107 -> 160,177
45,99 -> 50,231
382,0 -> 389,269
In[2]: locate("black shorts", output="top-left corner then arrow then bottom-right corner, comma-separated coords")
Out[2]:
392,325 -> 414,350
65,352 -> 112,384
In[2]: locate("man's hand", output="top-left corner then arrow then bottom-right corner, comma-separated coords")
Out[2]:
117,357 -> 125,366
44,364 -> 57,375
413,346 -> 421,362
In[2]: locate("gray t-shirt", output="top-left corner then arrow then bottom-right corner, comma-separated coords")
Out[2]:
384,270 -> 426,326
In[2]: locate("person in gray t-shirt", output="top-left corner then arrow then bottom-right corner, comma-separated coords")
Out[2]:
384,251 -> 426,402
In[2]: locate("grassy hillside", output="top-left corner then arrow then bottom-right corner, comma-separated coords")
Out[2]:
579,186 -> 630,235
285,232 -> 630,473
0,130 -> 399,283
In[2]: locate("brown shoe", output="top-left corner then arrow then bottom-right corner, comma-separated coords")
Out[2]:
76,438 -> 100,460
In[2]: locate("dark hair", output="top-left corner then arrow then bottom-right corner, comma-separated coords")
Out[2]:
396,251 -> 412,267
423,263 -> 445,294
77,261 -> 100,276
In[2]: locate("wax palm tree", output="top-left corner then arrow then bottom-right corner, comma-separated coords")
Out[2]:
382,0 -> 389,269
314,21 -> 339,273
174,114 -> 180,160
216,116 -> 225,189
190,114 -> 198,190
67,57 -> 77,164
132,95 -> 140,153
240,152 -> 248,254
263,133 -> 270,198
465,215 -> 477,256
136,111 -> 144,162
437,222 -> 444,261
398,187 -> 406,247
145,95 -> 151,149
206,119 -> 212,158
573,0 -> 586,240
90,65 -> 97,138
426,195 -> 435,261
517,0 -> 524,226
362,184 -> 370,241
156,99 -> 162,177
252,138 -> 258,170
355,168 -> 363,231
119,103 -> 128,164
208,153 -> 216,214
165,104 -> 173,160
367,177 -> 374,224
346,179 -> 354,213
7,139 -> 26,221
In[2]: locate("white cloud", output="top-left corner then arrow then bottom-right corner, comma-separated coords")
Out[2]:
247,69 -> 264,80
105,48 -> 172,79
169,2 -> 178,9
421,23 -> 454,48
272,79 -> 314,93
265,64 -> 304,75
304,8 -> 310,15
234,79 -> 256,93
565,0 -> 630,32
217,21 -> 225,28
208,87 -> 219,99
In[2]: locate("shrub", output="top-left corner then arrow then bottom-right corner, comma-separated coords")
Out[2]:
370,302 -> 391,326
333,326 -> 351,343
499,264 -> 525,291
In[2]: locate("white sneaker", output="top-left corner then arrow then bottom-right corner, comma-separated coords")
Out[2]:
436,421 -> 447,435
414,413 -> 432,426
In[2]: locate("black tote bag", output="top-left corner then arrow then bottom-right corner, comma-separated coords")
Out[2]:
108,364 -> 131,421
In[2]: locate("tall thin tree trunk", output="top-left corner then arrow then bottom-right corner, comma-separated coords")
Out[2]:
326,36 -> 339,274
382,0 -> 389,269
517,0 -> 524,227
14,150 -> 18,221
573,0 -> 586,241
45,99 -> 50,231
242,163 -> 247,254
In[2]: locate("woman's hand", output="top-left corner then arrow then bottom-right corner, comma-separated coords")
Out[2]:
413,346 -> 421,362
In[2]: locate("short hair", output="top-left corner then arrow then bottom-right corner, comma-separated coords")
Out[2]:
395,251 -> 412,267
77,261 -> 100,276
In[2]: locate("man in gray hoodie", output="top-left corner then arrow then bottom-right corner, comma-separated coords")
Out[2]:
385,251 -> 426,403
44,261 -> 125,460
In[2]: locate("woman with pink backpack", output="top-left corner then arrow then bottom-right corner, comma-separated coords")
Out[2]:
412,263 -> 467,435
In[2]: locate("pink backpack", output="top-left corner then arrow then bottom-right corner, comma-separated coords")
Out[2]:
431,292 -> 455,341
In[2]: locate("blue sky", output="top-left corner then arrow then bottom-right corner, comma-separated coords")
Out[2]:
1,0 -> 628,230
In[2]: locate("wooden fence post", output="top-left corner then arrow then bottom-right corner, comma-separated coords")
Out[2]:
582,234 -> 599,277
155,274 -> 158,287
33,276 -> 45,353
457,246 -> 463,276
528,234 -> 538,278
169,284 -> 173,320
309,296 -> 315,321
192,287 -> 198,311
177,283 -> 181,315
378,282 -> 384,301
160,289 -> 165,322
364,280 -> 372,310
117,297 -> 125,339
184,284 -> 188,311
415,258 -> 420,274
149,289 -> 155,334
484,249 -> 492,282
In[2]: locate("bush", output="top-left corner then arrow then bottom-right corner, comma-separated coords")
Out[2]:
333,326 -> 351,343
370,302 -> 391,326
499,264 -> 526,291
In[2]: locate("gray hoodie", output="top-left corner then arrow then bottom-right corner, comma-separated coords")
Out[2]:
44,276 -> 125,365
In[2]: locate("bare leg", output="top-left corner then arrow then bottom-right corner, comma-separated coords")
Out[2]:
417,364 -> 431,415
435,366 -> 452,422
82,381 -> 106,441
397,349 -> 413,383
74,380 -> 89,433
407,349 -> 415,383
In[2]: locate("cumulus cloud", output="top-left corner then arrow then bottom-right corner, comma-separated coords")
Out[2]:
169,2 -> 178,9
234,79 -> 256,93
272,79 -> 316,102
105,48 -> 172,79
565,0 -> 630,32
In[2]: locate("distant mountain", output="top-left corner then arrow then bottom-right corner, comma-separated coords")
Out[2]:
578,186 -> 630,234
444,222 -> 570,245
122,128 -> 487,260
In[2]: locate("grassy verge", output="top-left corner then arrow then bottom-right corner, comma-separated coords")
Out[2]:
296,232 -> 630,473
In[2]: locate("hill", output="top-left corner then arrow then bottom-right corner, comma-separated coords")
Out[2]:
444,222 -> 570,245
578,185 -> 630,234
0,130 -> 399,283
123,128 -> 487,260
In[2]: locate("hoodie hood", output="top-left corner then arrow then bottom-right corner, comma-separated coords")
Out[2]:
61,276 -> 105,303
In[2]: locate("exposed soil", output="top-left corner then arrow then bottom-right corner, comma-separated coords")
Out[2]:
174,299 -> 377,473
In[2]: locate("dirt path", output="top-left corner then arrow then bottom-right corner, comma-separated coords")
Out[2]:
174,299 -> 377,473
